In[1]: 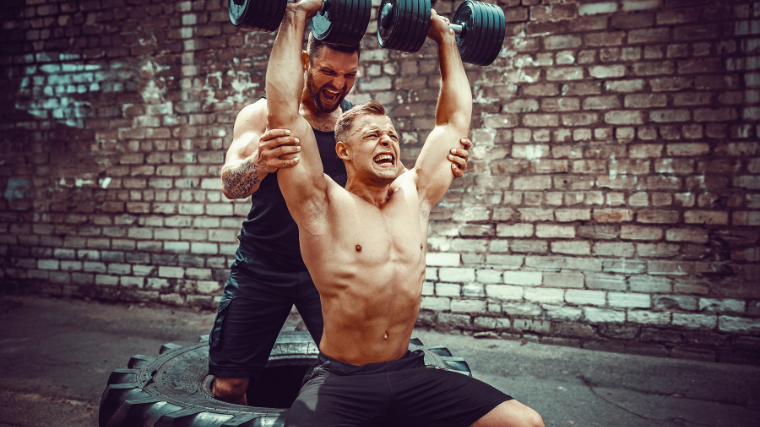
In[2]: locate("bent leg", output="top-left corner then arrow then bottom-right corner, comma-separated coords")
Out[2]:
211,377 -> 249,406
470,400 -> 545,427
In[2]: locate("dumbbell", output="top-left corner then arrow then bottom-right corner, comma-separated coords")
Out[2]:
229,0 -> 372,47
377,0 -> 506,66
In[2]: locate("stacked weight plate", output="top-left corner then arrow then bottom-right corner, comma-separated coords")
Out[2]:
229,0 -> 287,32
311,0 -> 372,47
377,0 -> 431,53
452,0 -> 505,66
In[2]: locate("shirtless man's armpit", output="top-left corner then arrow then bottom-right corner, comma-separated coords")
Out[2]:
266,0 -> 545,425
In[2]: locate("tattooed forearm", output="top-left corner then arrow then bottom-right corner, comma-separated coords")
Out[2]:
222,156 -> 266,199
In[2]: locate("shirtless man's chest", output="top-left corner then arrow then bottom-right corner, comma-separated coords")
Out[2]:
300,174 -> 430,364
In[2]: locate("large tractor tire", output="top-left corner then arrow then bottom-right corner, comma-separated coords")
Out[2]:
99,329 -> 472,427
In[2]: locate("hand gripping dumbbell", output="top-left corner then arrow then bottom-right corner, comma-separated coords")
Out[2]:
229,0 -> 372,47
377,0 -> 506,66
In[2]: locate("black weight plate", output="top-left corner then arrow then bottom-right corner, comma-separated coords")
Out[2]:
468,1 -> 493,65
354,0 -> 372,45
311,0 -> 339,41
407,0 -> 430,53
379,0 -> 403,50
398,0 -> 420,53
348,0 -> 369,46
328,0 -> 349,44
332,0 -> 355,45
230,0 -> 260,30
481,4 -> 505,66
261,0 -> 286,32
380,0 -> 402,50
396,0 -> 414,51
377,0 -> 394,46
343,0 -> 359,46
468,2 -> 493,66
452,1 -> 472,61
454,1 -> 485,65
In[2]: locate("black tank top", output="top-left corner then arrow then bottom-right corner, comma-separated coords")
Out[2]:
237,98 -> 352,272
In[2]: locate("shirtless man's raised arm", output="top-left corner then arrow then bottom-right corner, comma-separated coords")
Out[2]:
414,10 -> 473,212
266,0 -> 330,229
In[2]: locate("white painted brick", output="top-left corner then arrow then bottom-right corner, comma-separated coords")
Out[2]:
586,273 -> 627,290
698,298 -> 746,313
426,252 -> 460,266
206,204 -> 233,216
197,281 -> 222,294
525,287 -> 564,304
191,242 -> 218,255
543,305 -> 583,321
503,271 -> 542,286
425,267 -> 438,280
120,276 -> 145,288
159,266 -> 184,278
627,310 -> 671,326
629,275 -> 672,293
476,269 -> 503,283
485,284 -> 524,300
83,261 -> 106,273
436,283 -> 462,297
565,289 -> 606,306
718,316 -> 760,333
108,263 -> 132,275
496,223 -> 534,237
451,299 -> 486,313
609,292 -> 651,308
438,268 -> 475,282
95,274 -> 119,286
147,278 -> 171,290
420,297 -> 450,311
422,281 -> 434,296
543,272 -> 584,288
38,259 -> 59,270
579,2 -> 618,15
673,313 -> 717,329
584,307 -> 625,323
463,283 -> 485,297
60,261 -> 82,271
164,241 -> 190,253
487,301 -> 501,313
133,265 -> 156,276
185,268 -> 212,280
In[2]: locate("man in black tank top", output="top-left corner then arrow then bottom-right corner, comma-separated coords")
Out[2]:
209,34 -> 473,405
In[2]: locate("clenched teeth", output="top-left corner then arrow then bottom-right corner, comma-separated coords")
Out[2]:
373,154 -> 394,163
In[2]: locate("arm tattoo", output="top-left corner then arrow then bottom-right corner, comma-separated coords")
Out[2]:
222,156 -> 264,198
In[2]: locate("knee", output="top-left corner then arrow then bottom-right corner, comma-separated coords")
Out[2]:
212,377 -> 249,405
523,407 -> 544,427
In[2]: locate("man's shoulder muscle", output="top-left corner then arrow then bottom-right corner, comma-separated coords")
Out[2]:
234,98 -> 268,133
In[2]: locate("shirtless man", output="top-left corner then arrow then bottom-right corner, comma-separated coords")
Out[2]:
210,33 -> 472,405
267,0 -> 545,425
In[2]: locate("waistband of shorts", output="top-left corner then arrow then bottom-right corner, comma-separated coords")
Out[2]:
316,349 -> 425,375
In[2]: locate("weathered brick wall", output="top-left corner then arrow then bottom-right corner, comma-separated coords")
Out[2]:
1,0 -> 759,363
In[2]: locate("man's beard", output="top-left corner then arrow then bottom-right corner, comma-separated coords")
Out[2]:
306,72 -> 347,113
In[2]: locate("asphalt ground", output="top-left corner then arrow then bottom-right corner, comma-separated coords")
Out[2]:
0,295 -> 758,427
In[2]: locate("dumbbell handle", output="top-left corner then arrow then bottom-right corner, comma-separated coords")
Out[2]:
449,23 -> 464,35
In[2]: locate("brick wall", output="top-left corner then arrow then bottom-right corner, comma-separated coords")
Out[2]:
1,0 -> 759,364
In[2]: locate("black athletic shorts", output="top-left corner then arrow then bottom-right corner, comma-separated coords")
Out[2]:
286,350 -> 512,427
208,247 -> 324,379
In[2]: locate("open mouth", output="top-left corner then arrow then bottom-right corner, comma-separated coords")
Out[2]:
321,88 -> 341,102
373,153 -> 395,168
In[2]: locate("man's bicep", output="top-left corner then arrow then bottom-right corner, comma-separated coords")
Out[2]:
277,119 -> 328,220
415,125 -> 461,206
